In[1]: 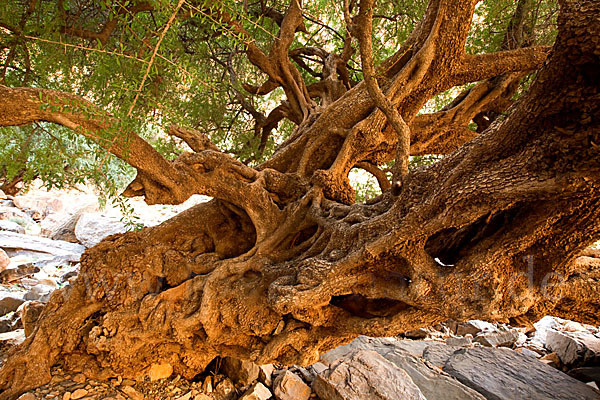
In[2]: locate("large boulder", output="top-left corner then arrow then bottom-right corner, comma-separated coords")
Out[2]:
313,349 -> 426,400
320,337 -> 484,400
44,203 -> 98,242
546,330 -> 600,366
74,213 -> 127,248
443,347 -> 600,400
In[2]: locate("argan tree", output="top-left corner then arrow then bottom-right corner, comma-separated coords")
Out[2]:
1,0 -> 599,398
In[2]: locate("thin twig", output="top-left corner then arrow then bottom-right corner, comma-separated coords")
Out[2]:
128,0 -> 185,117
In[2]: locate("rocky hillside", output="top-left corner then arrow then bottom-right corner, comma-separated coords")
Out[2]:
1,187 -> 599,400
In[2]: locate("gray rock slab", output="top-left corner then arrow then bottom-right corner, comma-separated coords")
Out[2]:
320,336 -> 484,400
443,346 -> 600,400
0,231 -> 85,261
313,349 -> 426,400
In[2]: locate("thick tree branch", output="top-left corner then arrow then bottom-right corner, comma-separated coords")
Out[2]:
453,46 -> 550,84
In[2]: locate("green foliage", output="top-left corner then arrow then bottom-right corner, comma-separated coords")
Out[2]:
0,0 -> 559,200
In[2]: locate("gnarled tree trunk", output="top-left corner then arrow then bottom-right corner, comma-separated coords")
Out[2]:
0,0 -> 599,398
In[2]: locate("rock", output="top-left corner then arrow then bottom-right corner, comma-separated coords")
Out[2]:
443,346 -> 600,400
221,357 -> 260,385
175,392 -> 192,400
259,364 -> 275,387
0,329 -> 25,350
23,284 -> 55,302
473,330 -> 520,347
19,301 -> 45,337
148,362 -> 173,381
0,206 -> 37,231
0,220 -> 25,234
239,383 -> 272,400
47,204 -> 97,243
456,320 -> 496,336
17,393 -> 35,400
540,352 -> 561,368
404,328 -> 430,339
546,330 -> 600,366
0,189 -> 5,200
271,370 -> 311,400
213,377 -> 235,400
327,337 -> 484,400
49,213 -> 83,243
13,195 -> 63,216
313,350 -> 426,400
0,264 -> 40,284
310,362 -> 328,376
75,213 -> 127,248
0,249 -> 9,271
70,389 -> 88,399
121,386 -> 145,400
0,319 -> 12,333
569,366 -> 600,383
531,315 -> 563,345
0,293 -> 25,316
446,336 -> 473,347
514,347 -> 541,358
422,343 -> 462,368
393,339 -> 439,358
0,231 -> 85,261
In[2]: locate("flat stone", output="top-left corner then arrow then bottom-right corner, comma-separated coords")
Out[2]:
443,346 -> 600,400
0,220 -> 25,234
17,394 -> 35,400
0,293 -> 25,316
0,231 -> 85,261
456,320 -> 496,336
239,383 -> 272,400
273,370 -> 311,400
473,330 -> 520,347
313,349 -> 426,400
121,386 -> 145,400
0,329 -> 25,349
446,336 -> 473,347
148,362 -> 173,381
71,389 -> 88,399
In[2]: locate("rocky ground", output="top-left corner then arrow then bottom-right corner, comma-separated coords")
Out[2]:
1,186 -> 600,400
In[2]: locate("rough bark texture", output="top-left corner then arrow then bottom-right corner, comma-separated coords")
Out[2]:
0,0 -> 599,398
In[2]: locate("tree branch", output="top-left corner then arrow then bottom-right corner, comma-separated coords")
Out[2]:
453,46 -> 550,85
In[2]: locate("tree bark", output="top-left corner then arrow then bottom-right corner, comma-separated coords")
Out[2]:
0,0 -> 599,399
